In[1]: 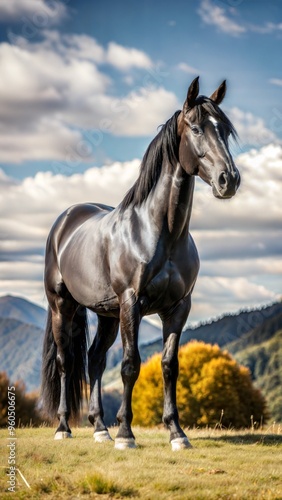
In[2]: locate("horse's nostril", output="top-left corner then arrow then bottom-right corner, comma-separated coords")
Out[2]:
218,171 -> 227,187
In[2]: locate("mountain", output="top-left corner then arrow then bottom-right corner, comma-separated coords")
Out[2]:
1,295 -> 281,422
0,317 -> 44,391
181,302 -> 282,348
135,301 -> 282,362
0,295 -> 47,329
225,309 -> 282,354
231,330 -> 282,422
225,312 -> 282,423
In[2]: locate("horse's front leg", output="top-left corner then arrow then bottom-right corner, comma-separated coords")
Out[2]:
115,291 -> 141,449
160,295 -> 193,450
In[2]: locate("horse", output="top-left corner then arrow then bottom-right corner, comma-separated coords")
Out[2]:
41,77 -> 240,450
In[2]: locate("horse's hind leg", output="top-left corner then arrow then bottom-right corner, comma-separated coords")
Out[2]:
160,295 -> 193,450
88,315 -> 119,442
48,289 -> 78,439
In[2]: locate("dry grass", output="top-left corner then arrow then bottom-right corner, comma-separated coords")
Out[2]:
0,425 -> 282,499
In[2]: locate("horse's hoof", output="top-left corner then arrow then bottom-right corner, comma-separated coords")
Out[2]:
94,430 -> 113,442
171,437 -> 192,451
54,431 -> 72,440
115,438 -> 136,450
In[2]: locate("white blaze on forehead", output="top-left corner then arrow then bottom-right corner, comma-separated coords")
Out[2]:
208,116 -> 234,174
209,116 -> 218,126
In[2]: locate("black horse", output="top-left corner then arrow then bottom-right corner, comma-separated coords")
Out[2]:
42,77 -> 240,449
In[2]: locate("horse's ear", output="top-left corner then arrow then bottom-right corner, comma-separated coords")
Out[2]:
210,80 -> 226,105
184,76 -> 199,112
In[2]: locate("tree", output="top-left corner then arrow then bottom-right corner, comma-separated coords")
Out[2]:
132,341 -> 268,428
0,371 -> 44,427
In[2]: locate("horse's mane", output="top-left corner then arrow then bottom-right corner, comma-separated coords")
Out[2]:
119,110 -> 181,211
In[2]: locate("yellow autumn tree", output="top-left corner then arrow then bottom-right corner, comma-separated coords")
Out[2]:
132,341 -> 267,428
132,354 -> 163,426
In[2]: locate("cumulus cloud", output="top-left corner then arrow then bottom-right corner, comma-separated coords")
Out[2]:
198,0 -> 282,37
176,63 -> 201,75
0,31 -> 176,163
198,0 -> 245,36
269,78 -> 282,87
0,141 -> 281,322
191,275 -> 278,324
110,87 -> 179,136
106,42 -> 152,70
228,108 -> 278,148
0,118 -> 82,163
0,0 -> 67,23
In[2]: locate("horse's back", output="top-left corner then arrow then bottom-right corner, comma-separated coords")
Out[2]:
50,203 -> 113,248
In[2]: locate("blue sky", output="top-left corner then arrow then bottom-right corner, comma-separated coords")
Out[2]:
0,0 -> 281,324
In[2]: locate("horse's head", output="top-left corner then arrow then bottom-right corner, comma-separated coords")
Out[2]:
178,77 -> 240,199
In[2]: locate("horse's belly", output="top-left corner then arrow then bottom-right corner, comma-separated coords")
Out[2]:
60,249 -> 119,314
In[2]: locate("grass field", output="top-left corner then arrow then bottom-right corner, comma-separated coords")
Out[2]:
1,425 -> 282,499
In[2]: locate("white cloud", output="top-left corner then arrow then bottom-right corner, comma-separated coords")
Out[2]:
192,275 -> 278,324
248,21 -> 282,35
0,32 -> 176,163
58,33 -> 106,63
228,107 -> 278,147
269,78 -> 282,87
0,161 -> 140,229
176,63 -> 201,75
198,0 -> 245,36
0,118 -> 82,163
0,0 -> 67,23
106,42 -> 153,70
198,0 -> 282,38
195,276 -> 277,304
199,258 -> 282,278
110,87 -> 179,136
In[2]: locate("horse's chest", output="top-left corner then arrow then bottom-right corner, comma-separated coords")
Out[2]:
144,260 -> 194,312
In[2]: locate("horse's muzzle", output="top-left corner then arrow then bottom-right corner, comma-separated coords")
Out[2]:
212,168 -> 240,199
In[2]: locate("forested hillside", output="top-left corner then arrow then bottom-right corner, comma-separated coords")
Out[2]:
0,295 -> 281,421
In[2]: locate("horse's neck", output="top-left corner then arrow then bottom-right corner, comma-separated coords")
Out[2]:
149,162 -> 195,239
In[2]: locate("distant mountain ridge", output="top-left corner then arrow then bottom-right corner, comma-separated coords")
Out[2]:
0,316 -> 43,390
0,295 -> 47,329
0,295 -> 281,422
136,301 -> 282,360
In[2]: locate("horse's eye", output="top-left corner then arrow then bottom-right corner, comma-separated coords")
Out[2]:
191,126 -> 201,136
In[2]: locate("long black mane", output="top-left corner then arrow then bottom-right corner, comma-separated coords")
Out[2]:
119,110 -> 181,211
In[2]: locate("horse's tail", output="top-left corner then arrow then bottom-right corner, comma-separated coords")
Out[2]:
41,306 -> 89,421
